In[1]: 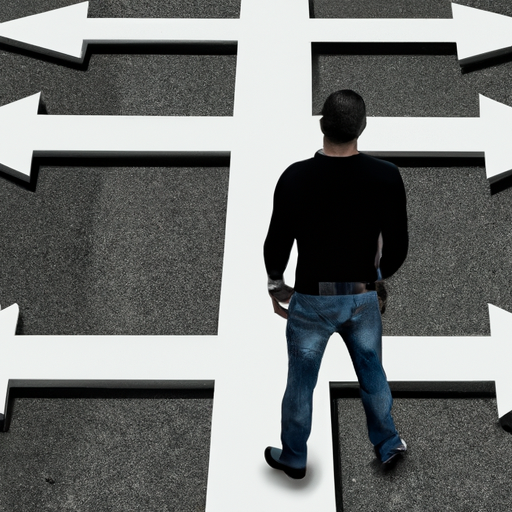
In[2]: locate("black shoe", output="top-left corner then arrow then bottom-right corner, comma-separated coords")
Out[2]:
264,447 -> 306,479
381,438 -> 407,464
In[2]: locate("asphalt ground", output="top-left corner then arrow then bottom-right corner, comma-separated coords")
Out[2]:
336,395 -> 512,512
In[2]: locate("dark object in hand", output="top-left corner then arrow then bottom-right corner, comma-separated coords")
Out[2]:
376,281 -> 388,314
270,284 -> 294,303
269,284 -> 295,319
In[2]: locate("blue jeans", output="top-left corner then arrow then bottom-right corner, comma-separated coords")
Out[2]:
279,291 -> 401,467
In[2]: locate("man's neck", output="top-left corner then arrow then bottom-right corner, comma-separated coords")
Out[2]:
322,137 -> 359,157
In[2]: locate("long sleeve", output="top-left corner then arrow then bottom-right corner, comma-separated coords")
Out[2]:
263,175 -> 295,281
264,153 -> 409,293
378,170 -> 408,279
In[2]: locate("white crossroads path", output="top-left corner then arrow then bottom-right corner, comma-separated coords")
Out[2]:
2,2 -> 512,65
3,93 -> 512,182
1,0 -> 512,510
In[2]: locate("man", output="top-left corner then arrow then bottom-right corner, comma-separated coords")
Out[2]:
263,90 -> 408,479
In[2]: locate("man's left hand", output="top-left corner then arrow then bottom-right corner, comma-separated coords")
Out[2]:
268,280 -> 294,319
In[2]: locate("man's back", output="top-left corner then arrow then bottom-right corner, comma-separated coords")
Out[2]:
264,151 -> 408,294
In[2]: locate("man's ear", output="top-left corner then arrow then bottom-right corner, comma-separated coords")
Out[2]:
358,117 -> 367,137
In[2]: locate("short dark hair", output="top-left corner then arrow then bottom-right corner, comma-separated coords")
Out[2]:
320,90 -> 367,143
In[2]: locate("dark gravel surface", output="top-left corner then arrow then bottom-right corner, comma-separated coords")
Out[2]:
1,0 -> 511,511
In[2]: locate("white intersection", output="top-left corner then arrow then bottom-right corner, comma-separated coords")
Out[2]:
1,1 -> 512,511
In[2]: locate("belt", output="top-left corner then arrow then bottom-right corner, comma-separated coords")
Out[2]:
318,282 -> 367,296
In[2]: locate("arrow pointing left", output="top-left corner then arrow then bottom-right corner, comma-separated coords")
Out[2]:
0,92 -> 233,182
0,2 -> 239,63
2,2 -> 512,67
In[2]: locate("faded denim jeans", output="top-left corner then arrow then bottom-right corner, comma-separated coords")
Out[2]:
279,291 -> 401,467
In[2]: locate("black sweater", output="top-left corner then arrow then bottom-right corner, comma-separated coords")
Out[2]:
264,151 -> 408,295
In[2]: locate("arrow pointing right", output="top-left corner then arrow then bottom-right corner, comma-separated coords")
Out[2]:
307,94 -> 512,184
2,3 -> 512,67
309,3 -> 512,66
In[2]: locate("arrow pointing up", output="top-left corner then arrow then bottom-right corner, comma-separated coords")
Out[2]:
0,92 -> 233,181
0,1 -> 239,63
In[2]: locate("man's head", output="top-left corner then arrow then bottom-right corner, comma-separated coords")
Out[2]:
320,90 -> 367,144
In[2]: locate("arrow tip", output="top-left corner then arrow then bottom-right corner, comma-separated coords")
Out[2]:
0,304 -> 19,338
488,304 -> 512,424
452,3 -> 512,65
488,303 -> 512,329
479,95 -> 512,183
0,2 -> 89,63
0,93 -> 41,181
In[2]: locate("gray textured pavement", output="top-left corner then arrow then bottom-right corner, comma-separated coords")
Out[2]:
1,0 -> 512,510
337,395 -> 512,512
0,393 -> 213,512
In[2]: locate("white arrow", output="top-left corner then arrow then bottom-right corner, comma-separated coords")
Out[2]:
1,3 -> 512,66
305,94 -> 512,184
0,304 -> 221,414
0,92 -> 233,182
2,300 -> 512,508
310,3 -> 512,66
361,94 -> 512,183
0,2 -> 239,63
3,93 -> 512,184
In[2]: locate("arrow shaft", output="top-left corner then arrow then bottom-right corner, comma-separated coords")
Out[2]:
30,115 -> 234,155
360,116 -> 483,157
84,18 -> 239,44
85,17 -> 454,45
309,18 -> 455,43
